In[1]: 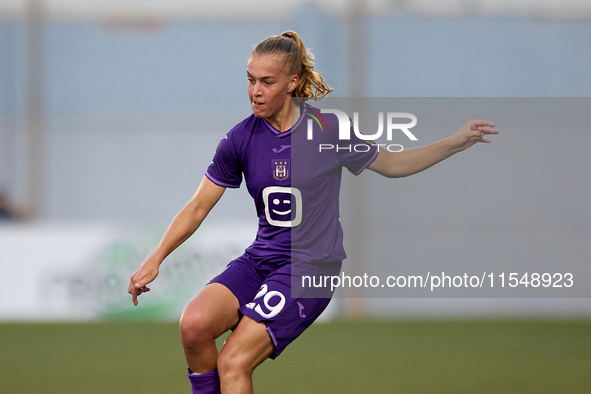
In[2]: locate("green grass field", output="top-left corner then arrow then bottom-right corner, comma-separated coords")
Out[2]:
1,319 -> 590,393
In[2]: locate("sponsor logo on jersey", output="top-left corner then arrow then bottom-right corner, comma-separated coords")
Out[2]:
296,301 -> 306,318
272,145 -> 291,153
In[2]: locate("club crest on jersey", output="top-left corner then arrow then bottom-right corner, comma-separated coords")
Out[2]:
272,159 -> 290,181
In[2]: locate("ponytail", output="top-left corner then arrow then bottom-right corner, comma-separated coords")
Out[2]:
251,31 -> 334,99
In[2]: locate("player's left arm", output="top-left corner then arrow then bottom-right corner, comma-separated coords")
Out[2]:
367,120 -> 498,178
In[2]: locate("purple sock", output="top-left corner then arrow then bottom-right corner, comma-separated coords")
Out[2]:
187,369 -> 221,394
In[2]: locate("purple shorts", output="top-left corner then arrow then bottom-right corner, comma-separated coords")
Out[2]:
209,253 -> 342,359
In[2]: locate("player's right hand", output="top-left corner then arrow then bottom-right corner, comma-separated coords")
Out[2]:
128,259 -> 160,306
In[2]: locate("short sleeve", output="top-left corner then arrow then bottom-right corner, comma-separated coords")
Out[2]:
337,127 -> 379,176
205,132 -> 242,188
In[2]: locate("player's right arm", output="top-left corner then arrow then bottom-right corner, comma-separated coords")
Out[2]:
128,175 -> 226,305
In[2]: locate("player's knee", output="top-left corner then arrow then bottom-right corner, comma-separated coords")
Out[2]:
179,311 -> 213,348
217,348 -> 251,380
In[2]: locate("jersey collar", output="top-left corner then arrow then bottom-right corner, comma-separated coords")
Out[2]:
261,104 -> 307,138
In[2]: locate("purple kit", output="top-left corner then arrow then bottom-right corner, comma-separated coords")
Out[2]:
205,103 -> 378,357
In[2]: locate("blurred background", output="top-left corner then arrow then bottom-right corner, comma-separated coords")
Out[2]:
1,0 -> 590,322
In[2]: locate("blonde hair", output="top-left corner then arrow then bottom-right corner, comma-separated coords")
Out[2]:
251,30 -> 334,99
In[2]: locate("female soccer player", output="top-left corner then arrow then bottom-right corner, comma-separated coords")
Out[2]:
128,31 -> 498,394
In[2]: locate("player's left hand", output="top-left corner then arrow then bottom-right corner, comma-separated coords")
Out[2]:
452,120 -> 499,152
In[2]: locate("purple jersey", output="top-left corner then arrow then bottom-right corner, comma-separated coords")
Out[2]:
205,103 -> 378,264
